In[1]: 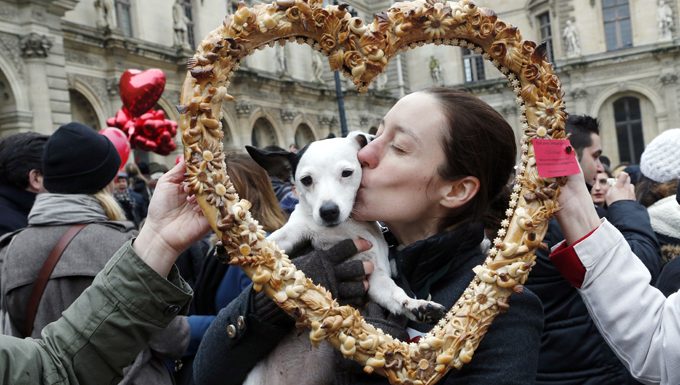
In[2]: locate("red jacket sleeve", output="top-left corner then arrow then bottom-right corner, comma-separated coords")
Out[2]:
548,227 -> 598,288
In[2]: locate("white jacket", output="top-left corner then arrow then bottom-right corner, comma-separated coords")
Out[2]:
568,220 -> 680,385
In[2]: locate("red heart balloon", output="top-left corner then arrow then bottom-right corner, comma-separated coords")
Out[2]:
100,127 -> 131,169
106,105 -> 178,156
119,69 -> 166,117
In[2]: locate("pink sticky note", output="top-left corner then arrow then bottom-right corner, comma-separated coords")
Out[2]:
532,139 -> 580,178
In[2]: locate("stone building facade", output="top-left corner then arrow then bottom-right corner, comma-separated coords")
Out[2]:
0,0 -> 677,167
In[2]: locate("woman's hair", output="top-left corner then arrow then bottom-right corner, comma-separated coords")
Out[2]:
636,176 -> 679,207
93,189 -> 127,221
595,168 -> 613,179
226,153 -> 287,232
424,88 -> 517,231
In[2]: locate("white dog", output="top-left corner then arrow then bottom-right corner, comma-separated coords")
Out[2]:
244,132 -> 445,384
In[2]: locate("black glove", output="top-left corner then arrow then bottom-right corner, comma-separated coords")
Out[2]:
334,301 -> 411,383
292,239 -> 368,307
250,239 -> 367,325
362,301 -> 409,342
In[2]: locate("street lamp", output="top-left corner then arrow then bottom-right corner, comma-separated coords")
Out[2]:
325,0 -> 349,137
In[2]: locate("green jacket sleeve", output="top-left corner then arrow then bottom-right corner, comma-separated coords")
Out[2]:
0,240 -> 193,385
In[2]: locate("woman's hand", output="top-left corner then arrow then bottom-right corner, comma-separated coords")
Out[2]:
134,160 -> 210,277
292,238 -> 373,307
605,172 -> 635,206
555,169 -> 601,245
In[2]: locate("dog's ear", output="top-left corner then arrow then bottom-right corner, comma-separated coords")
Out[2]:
347,131 -> 372,149
245,145 -> 294,181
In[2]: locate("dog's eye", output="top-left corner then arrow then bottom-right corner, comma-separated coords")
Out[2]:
300,176 -> 313,186
341,170 -> 353,178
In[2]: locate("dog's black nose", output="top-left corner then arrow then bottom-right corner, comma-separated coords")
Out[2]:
319,202 -> 340,223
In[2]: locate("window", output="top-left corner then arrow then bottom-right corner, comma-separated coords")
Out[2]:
251,118 -> 277,147
537,12 -> 554,63
602,0 -> 633,50
462,48 -> 485,82
0,79 -> 12,103
69,90 -> 101,131
294,123 -> 315,148
115,0 -> 133,37
182,0 -> 196,49
613,97 -> 644,164
221,118 -> 234,148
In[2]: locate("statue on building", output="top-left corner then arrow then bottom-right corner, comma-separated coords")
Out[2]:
311,51 -> 324,83
173,0 -> 190,48
562,19 -> 581,57
429,55 -> 442,85
276,44 -> 288,75
658,0 -> 675,41
94,0 -> 116,30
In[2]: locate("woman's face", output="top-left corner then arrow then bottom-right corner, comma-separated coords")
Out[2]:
590,171 -> 610,205
354,92 -> 451,243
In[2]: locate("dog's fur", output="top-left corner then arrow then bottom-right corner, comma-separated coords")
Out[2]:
244,132 -> 445,385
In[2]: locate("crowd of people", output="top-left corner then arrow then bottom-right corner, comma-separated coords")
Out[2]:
0,87 -> 678,385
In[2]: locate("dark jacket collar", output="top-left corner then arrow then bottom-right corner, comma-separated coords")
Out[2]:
0,184 -> 36,216
392,221 -> 485,299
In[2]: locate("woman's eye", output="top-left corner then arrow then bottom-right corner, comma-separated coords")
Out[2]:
300,176 -> 313,186
341,170 -> 353,178
391,145 -> 406,153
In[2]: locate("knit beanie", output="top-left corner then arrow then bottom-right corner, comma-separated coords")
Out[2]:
42,122 -> 121,194
640,128 -> 680,183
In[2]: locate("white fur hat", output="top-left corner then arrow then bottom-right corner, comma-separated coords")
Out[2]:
640,128 -> 680,183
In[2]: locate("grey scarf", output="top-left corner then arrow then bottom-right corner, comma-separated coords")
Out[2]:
28,193 -> 108,226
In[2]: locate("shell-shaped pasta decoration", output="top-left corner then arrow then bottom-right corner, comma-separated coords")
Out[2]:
179,1 -> 567,383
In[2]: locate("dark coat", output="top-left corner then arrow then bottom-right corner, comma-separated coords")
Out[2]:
0,185 -> 36,237
525,200 -> 661,385
657,256 -> 680,296
193,223 -> 544,385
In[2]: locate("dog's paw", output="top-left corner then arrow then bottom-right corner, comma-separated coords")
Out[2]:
404,299 -> 447,324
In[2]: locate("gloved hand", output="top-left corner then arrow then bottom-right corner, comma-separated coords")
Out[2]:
362,301 -> 409,342
292,238 -> 372,307
334,301 -> 411,383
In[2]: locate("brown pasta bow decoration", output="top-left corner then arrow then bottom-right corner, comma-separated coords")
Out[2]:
178,1 -> 567,384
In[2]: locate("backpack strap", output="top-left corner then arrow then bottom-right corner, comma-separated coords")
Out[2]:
22,224 -> 88,337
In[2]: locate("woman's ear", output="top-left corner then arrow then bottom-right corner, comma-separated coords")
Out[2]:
438,176 -> 480,209
27,169 -> 46,193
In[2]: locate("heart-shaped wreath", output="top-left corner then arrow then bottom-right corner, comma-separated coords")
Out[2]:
178,1 -> 567,384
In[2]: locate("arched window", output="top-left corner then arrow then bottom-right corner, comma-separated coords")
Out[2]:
294,123 -> 315,148
613,96 -> 644,164
69,90 -> 101,130
602,0 -> 632,51
0,73 -> 16,114
252,118 -> 277,147
221,118 -> 234,148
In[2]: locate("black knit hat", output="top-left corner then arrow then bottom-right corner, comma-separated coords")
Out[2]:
43,122 -> 121,194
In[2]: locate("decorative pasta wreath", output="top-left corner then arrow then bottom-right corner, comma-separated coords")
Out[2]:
178,1 -> 567,384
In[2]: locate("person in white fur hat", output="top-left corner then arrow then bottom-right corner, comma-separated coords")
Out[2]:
637,128 -> 680,296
